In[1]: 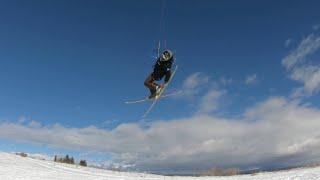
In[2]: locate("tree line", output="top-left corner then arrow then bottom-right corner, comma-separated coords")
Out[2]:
54,155 -> 87,167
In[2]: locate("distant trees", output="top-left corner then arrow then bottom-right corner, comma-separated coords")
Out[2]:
54,155 -> 75,164
54,154 -> 86,167
70,157 -> 75,164
15,152 -> 27,157
79,160 -> 87,167
201,167 -> 240,176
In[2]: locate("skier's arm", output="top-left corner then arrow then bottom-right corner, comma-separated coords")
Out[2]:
164,70 -> 171,84
164,59 -> 174,84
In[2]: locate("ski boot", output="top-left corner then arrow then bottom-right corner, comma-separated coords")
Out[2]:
148,85 -> 162,99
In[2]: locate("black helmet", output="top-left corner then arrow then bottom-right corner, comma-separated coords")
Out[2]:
160,50 -> 173,61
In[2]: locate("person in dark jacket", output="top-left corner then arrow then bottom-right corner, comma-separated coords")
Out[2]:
144,50 -> 174,99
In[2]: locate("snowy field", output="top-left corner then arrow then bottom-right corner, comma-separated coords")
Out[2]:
0,152 -> 320,180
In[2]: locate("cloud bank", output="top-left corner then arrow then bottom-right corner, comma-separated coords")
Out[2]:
1,96 -> 320,172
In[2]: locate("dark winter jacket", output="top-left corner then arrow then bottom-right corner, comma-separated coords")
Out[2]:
152,57 -> 174,83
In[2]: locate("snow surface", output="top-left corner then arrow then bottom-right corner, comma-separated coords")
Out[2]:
1,152 -> 320,180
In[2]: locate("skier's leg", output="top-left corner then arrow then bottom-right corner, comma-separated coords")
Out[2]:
144,74 -> 158,94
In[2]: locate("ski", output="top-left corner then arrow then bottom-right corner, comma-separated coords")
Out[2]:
125,90 -> 182,104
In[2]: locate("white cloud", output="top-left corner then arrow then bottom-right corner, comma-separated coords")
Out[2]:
285,38 -> 293,47
244,97 -> 287,120
28,120 -> 42,128
313,24 -> 320,31
17,116 -> 28,124
245,74 -> 258,85
282,33 -> 320,70
180,73 -> 231,100
181,72 -> 209,98
219,77 -> 233,86
1,97 -> 320,172
198,89 -> 226,114
290,65 -> 320,95
182,72 -> 209,89
282,33 -> 320,96
180,73 -> 228,115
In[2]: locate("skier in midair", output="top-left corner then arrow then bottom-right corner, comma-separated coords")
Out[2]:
144,50 -> 174,99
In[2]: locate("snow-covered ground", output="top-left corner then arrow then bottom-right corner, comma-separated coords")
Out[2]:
0,152 -> 320,180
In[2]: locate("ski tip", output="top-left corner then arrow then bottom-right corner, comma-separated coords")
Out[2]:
142,113 -> 148,118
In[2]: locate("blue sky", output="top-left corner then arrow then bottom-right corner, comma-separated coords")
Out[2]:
0,0 -> 320,174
